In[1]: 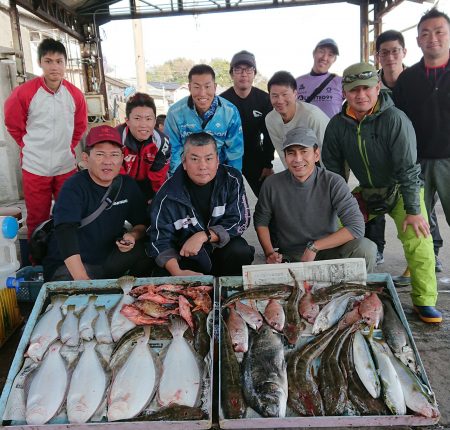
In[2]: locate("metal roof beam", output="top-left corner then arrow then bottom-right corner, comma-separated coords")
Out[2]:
15,0 -> 85,40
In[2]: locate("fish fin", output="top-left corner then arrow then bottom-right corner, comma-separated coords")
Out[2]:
117,275 -> 136,294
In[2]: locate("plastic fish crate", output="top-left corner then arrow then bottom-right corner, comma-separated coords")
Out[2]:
14,266 -> 44,302
217,270 -> 440,429
0,275 -> 215,429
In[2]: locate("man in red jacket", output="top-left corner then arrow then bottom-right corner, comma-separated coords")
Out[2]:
116,93 -> 170,202
4,38 -> 87,239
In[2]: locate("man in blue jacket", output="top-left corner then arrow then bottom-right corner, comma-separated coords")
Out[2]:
148,132 -> 254,276
165,64 -> 244,175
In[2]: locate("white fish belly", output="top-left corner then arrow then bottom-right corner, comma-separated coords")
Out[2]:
67,344 -> 107,423
108,340 -> 156,421
158,338 -> 200,407
26,343 -> 68,425
353,331 -> 380,399
60,311 -> 79,346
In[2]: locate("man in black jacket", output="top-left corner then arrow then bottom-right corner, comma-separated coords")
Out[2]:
221,50 -> 275,196
394,8 -> 450,273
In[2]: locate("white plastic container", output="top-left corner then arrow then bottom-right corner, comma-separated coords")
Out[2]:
0,216 -> 20,289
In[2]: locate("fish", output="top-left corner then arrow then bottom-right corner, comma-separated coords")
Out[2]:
367,329 -> 406,415
220,316 -> 247,419
352,330 -> 381,399
287,326 -> 338,416
27,295 -> 66,362
94,306 -> 113,344
108,326 -> 158,421
129,284 -> 158,297
158,316 -> 202,407
358,293 -> 383,328
111,276 -> 137,342
312,282 -> 384,305
338,306 -> 363,330
66,340 -> 107,423
222,284 -> 293,308
120,304 -> 168,326
134,300 -> 179,318
129,405 -> 206,421
312,292 -> 357,335
26,341 -> 68,424
263,299 -> 285,332
178,295 -> 195,332
390,355 -> 439,418
137,291 -> 178,304
182,289 -> 213,314
283,273 -> 305,345
60,304 -> 79,347
156,284 -> 186,293
339,335 -> 389,415
298,281 -> 320,324
318,326 -> 354,415
79,295 -> 98,341
381,299 -> 417,372
242,324 -> 288,418
234,301 -> 263,330
226,306 -> 249,353
193,310 -> 210,358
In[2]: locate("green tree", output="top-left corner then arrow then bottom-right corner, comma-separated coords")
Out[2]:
209,58 -> 232,87
147,58 -> 194,83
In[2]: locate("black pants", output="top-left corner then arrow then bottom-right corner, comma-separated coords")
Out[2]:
243,153 -> 269,197
50,239 -> 154,281
153,236 -> 255,277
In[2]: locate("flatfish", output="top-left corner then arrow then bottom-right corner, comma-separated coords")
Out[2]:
60,304 -> 79,347
26,341 -> 68,424
242,324 -> 288,418
108,326 -> 157,421
79,295 -> 98,341
27,296 -> 66,362
111,276 -> 137,342
95,306 -> 113,344
158,316 -> 202,407
67,340 -> 107,423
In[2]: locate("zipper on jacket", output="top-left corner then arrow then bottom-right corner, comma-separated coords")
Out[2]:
356,120 -> 374,187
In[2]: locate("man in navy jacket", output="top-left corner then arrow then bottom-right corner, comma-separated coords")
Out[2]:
148,132 -> 254,276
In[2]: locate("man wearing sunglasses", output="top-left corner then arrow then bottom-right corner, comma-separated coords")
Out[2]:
394,8 -> 450,275
323,62 -> 442,323
221,51 -> 275,196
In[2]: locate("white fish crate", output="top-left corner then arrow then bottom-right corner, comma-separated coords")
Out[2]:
218,259 -> 440,429
0,275 -> 215,429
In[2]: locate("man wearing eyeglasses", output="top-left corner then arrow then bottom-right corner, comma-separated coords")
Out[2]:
295,39 -> 344,118
394,8 -> 450,275
221,51 -> 275,196
165,64 -> 243,176
323,62 -> 442,323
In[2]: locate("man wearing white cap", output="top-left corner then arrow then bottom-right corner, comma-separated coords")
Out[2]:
323,62 -> 441,323
254,126 -> 375,269
296,38 -> 344,118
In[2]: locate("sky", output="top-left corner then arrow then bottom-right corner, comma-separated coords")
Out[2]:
100,0 -> 450,82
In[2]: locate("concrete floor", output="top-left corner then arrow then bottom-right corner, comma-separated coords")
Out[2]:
1,156 -> 449,429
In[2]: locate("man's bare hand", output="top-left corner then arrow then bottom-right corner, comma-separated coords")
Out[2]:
301,248 -> 317,262
402,214 -> 430,238
266,251 -> 283,264
174,269 -> 203,276
116,232 -> 136,253
179,232 -> 207,257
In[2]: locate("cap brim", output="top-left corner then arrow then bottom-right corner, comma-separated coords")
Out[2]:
343,78 -> 379,92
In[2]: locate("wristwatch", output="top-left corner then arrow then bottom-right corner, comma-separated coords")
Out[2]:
205,229 -> 212,243
306,241 -> 319,253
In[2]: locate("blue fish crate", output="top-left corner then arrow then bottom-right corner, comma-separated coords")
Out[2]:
13,266 -> 44,302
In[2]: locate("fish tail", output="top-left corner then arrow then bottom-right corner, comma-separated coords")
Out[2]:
117,275 -> 136,294
169,316 -> 188,337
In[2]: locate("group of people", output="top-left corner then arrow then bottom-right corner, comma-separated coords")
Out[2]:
4,8 -> 448,324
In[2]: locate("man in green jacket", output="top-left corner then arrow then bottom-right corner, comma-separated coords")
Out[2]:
322,62 -> 441,324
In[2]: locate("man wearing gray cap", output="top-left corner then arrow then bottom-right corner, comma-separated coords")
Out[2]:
254,126 -> 376,269
323,62 -> 441,323
295,38 -> 344,118
221,50 -> 275,196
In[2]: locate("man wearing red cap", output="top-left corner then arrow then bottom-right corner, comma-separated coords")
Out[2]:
42,125 -> 153,281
